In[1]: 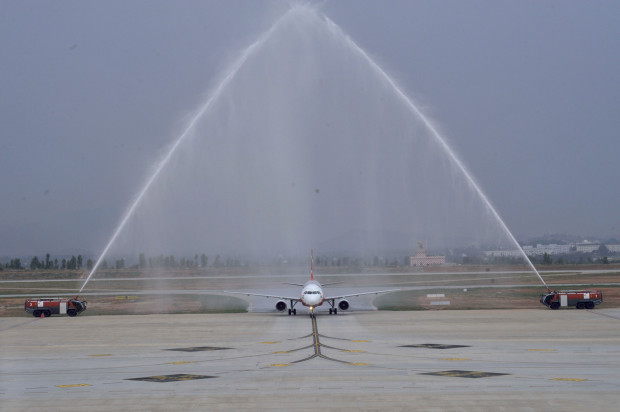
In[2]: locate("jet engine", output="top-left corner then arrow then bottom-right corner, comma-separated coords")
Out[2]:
338,300 -> 350,311
275,300 -> 287,312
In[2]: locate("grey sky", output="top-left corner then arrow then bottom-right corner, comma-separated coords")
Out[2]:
1,1 -> 619,257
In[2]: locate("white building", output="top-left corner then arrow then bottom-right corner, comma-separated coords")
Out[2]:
483,249 -> 522,258
576,243 -> 600,253
606,244 -> 620,253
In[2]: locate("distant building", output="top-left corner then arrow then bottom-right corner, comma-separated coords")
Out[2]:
576,243 -> 600,253
410,242 -> 445,267
484,242 -> 620,257
523,244 -> 571,256
607,244 -> 620,253
484,249 -> 522,258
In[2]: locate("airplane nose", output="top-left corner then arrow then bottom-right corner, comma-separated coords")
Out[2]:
306,295 -> 320,305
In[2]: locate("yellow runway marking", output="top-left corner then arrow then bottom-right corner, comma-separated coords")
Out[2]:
528,349 -> 555,352
343,350 -> 365,353
552,378 -> 586,382
269,364 -> 292,367
349,362 -> 372,366
442,358 -> 470,361
260,341 -> 280,344
272,351 -> 291,354
89,354 -> 113,357
350,340 -> 370,343
56,384 -> 91,388
167,361 -> 197,365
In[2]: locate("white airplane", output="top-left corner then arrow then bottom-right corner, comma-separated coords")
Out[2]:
227,249 -> 400,316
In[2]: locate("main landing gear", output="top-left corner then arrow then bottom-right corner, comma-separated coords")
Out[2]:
327,299 -> 338,315
288,308 -> 297,315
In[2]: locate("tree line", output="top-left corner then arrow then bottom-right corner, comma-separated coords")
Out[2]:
1,254 -> 94,271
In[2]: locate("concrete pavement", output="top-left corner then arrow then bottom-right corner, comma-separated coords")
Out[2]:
2,309 -> 619,410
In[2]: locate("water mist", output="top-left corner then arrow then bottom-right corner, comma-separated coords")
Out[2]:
80,5 -> 548,294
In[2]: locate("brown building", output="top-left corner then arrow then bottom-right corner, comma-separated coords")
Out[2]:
410,242 -> 445,267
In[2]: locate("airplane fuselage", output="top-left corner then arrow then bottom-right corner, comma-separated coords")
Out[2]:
300,280 -> 325,308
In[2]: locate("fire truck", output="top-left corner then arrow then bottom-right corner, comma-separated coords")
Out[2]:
540,290 -> 603,310
24,297 -> 87,317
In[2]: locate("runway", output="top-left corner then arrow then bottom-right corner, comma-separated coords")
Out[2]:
2,309 -> 620,410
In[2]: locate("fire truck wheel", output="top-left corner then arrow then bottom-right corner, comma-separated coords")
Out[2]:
33,310 -> 41,317
585,301 -> 595,309
550,302 -> 560,310
67,309 -> 77,317
44,311 -> 51,317
576,302 -> 585,309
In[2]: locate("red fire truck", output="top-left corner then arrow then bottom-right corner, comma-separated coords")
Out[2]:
540,290 -> 603,310
24,297 -> 87,317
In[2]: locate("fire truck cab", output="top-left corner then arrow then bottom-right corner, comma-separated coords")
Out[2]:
540,290 -> 603,310
24,297 -> 87,317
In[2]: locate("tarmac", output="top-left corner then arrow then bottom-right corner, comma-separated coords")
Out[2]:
2,308 -> 620,411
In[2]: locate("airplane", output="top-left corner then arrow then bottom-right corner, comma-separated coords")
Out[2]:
226,249 -> 400,316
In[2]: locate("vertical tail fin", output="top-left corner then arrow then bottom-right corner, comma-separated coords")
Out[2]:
310,248 -> 314,281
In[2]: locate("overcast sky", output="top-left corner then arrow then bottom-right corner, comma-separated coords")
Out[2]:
1,0 -> 619,257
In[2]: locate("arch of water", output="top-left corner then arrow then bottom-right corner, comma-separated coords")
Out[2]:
80,5 -> 546,293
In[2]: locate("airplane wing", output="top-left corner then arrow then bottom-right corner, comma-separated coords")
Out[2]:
324,288 -> 401,300
224,290 -> 301,302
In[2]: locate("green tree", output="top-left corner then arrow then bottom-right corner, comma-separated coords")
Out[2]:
201,254 -> 208,267
67,256 -> 77,270
77,255 -> 83,269
542,253 -> 552,265
86,259 -> 94,270
30,256 -> 41,270
139,253 -> 146,268
45,253 -> 51,269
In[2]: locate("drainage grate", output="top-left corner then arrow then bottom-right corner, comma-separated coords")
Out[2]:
421,370 -> 509,378
400,344 -> 470,349
127,374 -> 216,383
166,346 -> 231,352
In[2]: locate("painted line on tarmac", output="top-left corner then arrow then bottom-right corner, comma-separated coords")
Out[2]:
0,319 -> 39,332
167,361 -> 197,365
552,378 -> 586,382
286,314 -> 371,365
